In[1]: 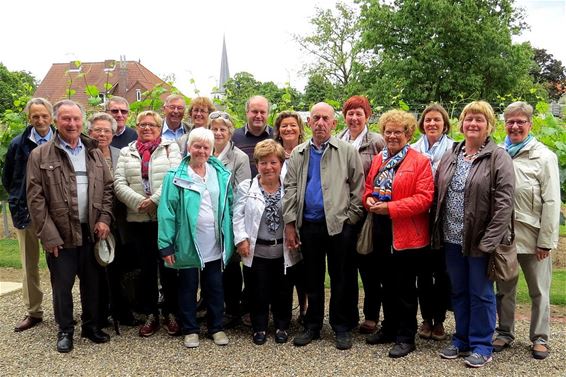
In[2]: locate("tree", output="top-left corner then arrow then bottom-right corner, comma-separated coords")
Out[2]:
303,73 -> 338,109
0,63 -> 36,113
294,1 -> 371,101
359,0 -> 536,108
531,48 -> 566,100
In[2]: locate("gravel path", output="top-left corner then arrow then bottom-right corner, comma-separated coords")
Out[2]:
1,277 -> 565,377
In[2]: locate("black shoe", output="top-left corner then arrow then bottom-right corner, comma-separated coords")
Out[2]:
388,342 -> 416,358
253,331 -> 267,345
366,329 -> 395,345
81,328 -> 111,344
275,329 -> 289,344
57,332 -> 73,353
117,315 -> 142,327
293,329 -> 320,347
336,332 -> 353,350
223,314 -> 241,329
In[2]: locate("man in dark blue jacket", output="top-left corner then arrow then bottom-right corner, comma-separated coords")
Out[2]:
2,97 -> 54,332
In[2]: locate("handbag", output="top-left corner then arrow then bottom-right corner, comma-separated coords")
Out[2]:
356,213 -> 373,255
486,151 -> 519,282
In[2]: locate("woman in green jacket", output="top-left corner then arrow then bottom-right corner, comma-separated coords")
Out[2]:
158,128 -> 234,349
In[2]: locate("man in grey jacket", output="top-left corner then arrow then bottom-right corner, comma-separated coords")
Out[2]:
283,102 -> 364,350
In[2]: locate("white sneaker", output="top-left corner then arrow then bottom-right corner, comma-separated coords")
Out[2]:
184,334 -> 199,348
212,331 -> 229,346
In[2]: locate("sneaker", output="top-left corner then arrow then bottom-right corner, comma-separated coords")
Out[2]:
139,314 -> 159,337
163,314 -> 181,336
464,353 -> 492,368
439,344 -> 471,359
253,331 -> 267,345
431,323 -> 447,341
184,334 -> 199,348
389,342 -> 416,358
366,329 -> 395,345
335,332 -> 353,350
531,343 -> 550,360
293,329 -> 320,347
418,321 -> 432,339
212,331 -> 229,346
275,329 -> 289,344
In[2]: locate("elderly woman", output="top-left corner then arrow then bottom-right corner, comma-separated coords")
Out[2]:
114,110 -> 181,337
233,140 -> 302,345
158,128 -> 233,348
493,102 -> 559,360
433,101 -> 514,368
363,110 -> 434,358
87,112 -> 120,172
338,96 -> 386,335
411,104 -> 454,341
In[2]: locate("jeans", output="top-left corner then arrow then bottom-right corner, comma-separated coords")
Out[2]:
445,243 -> 495,356
178,259 -> 224,335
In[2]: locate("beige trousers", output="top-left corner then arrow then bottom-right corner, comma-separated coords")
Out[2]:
15,225 -> 43,318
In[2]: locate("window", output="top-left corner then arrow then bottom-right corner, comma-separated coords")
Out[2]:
136,89 -> 142,102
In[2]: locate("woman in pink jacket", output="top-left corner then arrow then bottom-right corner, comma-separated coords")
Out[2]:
362,109 -> 434,358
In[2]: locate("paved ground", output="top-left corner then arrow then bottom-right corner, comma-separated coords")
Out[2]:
1,270 -> 565,377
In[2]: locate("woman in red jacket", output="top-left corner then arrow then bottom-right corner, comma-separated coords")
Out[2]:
363,109 -> 434,358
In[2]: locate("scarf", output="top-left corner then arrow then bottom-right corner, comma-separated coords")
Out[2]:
340,126 -> 368,151
373,144 -> 409,201
136,138 -> 162,179
504,134 -> 534,158
260,184 -> 282,234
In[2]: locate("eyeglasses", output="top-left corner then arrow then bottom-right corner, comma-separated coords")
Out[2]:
91,128 -> 113,134
166,105 -> 185,112
192,108 -> 209,114
505,119 -> 529,127
384,130 -> 405,137
109,109 -> 129,115
209,111 -> 230,120
137,123 -> 160,129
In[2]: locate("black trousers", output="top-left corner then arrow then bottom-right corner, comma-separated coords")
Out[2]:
46,224 -> 100,333
299,220 -> 358,333
245,256 -> 293,332
223,254 -> 243,317
357,250 -> 383,323
417,248 -> 451,325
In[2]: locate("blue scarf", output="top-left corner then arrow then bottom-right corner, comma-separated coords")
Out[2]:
504,134 -> 533,158
373,144 -> 409,201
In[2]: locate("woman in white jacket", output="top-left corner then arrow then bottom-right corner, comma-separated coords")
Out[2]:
233,140 -> 302,345
114,110 -> 181,338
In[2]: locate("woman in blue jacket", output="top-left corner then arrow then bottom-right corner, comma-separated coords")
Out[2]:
158,128 -> 234,348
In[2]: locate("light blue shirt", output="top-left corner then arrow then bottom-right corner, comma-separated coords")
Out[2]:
162,120 -> 185,141
57,135 -> 84,156
31,127 -> 53,145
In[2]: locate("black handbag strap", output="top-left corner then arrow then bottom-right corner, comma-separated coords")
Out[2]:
490,149 -> 515,242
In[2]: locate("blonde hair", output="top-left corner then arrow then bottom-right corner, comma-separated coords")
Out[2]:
378,109 -> 417,139
459,101 -> 496,134
254,139 -> 285,164
136,110 -> 163,126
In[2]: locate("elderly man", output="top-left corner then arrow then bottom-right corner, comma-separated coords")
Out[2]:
27,100 -> 114,353
232,95 -> 273,177
162,94 -> 190,143
283,102 -> 364,350
2,98 -> 54,332
106,96 -> 136,149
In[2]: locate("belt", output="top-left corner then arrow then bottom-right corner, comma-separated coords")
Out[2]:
255,238 -> 283,246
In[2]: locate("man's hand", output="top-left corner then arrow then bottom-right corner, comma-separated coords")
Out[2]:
285,223 -> 301,250
535,247 -> 550,261
94,222 -> 110,240
46,245 -> 62,257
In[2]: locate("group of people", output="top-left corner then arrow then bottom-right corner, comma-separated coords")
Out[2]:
2,92 -> 559,369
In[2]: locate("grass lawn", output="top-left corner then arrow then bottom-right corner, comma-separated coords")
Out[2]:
0,239 -> 47,269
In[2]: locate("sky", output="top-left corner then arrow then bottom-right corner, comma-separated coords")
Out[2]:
1,0 -> 564,98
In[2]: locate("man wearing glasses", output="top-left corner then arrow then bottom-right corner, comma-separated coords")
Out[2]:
106,96 -> 137,149
162,94 -> 190,142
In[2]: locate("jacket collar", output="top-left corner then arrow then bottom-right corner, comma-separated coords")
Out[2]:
297,136 -> 340,154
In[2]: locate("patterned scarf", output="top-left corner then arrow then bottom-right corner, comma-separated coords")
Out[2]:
136,137 -> 162,179
260,185 -> 282,234
504,134 -> 533,158
373,144 -> 409,201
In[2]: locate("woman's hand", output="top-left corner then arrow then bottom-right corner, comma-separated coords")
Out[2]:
163,254 -> 175,266
138,198 -> 156,214
237,239 -> 250,257
367,197 -> 389,215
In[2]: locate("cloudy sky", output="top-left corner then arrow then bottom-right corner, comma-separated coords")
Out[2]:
1,0 -> 564,97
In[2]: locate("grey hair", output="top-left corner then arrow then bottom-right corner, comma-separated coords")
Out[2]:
87,112 -> 118,134
187,127 -> 215,150
105,96 -> 129,111
53,100 -> 84,119
504,101 -> 533,122
245,95 -> 270,112
208,115 -> 235,137
164,94 -> 186,105
24,97 -> 53,117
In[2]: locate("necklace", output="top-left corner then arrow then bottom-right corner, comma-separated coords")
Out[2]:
461,141 -> 486,160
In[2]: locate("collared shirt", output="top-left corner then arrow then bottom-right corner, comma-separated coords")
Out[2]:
57,135 -> 84,156
309,138 -> 330,153
30,127 -> 53,145
244,124 -> 271,137
115,125 -> 126,137
162,120 -> 185,141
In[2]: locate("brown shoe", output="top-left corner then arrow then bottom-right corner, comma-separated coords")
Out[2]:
493,338 -> 511,352
418,321 -> 432,339
431,323 -> 447,341
14,316 -> 42,332
139,314 -> 159,337
163,314 -> 181,336
531,343 -> 550,360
